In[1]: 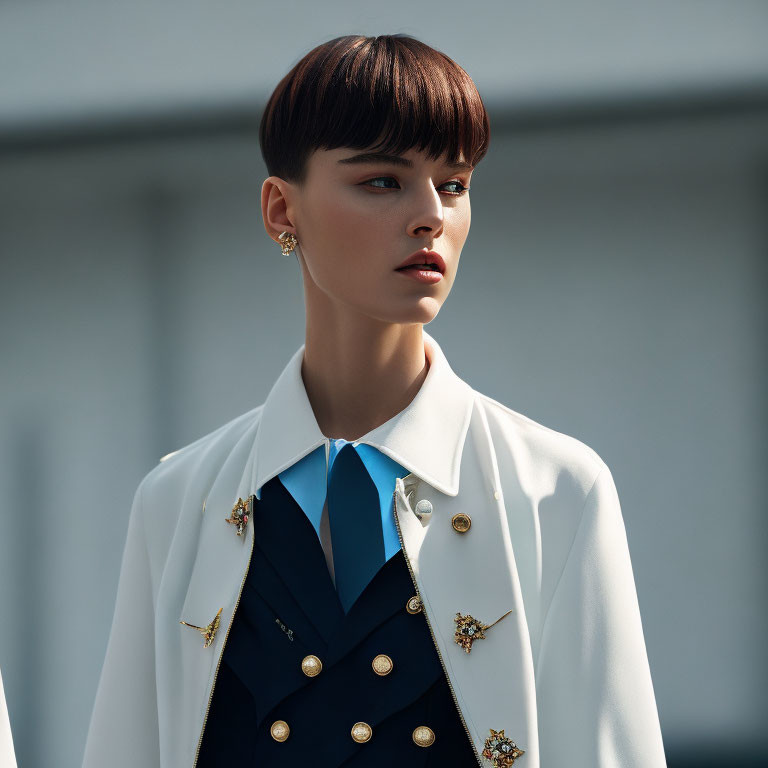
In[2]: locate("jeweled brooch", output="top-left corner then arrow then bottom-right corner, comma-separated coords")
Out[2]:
482,728 -> 525,766
180,607 -> 223,648
453,608 -> 514,653
225,495 -> 253,536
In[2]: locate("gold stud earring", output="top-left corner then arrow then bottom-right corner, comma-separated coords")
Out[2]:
277,231 -> 297,256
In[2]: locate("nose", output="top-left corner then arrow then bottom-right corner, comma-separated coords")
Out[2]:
409,184 -> 444,238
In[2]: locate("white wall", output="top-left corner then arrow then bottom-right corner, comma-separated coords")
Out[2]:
1,0 -> 768,129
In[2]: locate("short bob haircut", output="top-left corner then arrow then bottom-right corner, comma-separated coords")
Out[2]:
259,34 -> 491,185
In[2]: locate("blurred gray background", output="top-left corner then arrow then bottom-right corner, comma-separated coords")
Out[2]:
1,1 -> 767,766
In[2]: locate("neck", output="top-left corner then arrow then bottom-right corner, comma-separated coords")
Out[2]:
301,320 -> 429,441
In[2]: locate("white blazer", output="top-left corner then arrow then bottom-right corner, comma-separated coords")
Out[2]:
0,667 -> 18,768
82,330 -> 667,767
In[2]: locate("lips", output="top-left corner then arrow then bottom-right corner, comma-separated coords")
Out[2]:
395,250 -> 446,274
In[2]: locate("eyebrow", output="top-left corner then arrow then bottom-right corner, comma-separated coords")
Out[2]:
337,151 -> 473,171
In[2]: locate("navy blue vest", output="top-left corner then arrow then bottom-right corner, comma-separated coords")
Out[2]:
197,475 -> 479,766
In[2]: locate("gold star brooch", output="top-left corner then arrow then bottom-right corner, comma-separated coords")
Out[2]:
180,607 -> 223,648
453,608 -> 514,653
225,495 -> 254,536
482,728 -> 525,766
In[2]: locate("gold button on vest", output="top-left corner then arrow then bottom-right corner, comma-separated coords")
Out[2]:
300,654 -> 323,677
412,725 -> 436,747
371,653 -> 393,676
406,595 -> 423,614
451,512 -> 472,533
350,721 -> 373,743
270,720 -> 290,742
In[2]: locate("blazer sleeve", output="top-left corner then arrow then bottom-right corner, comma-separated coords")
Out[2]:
0,666 -> 18,768
82,476 -> 161,768
534,464 -> 667,767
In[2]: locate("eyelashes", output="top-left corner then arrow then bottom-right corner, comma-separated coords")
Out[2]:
363,177 -> 470,196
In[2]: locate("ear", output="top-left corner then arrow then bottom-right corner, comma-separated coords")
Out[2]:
261,176 -> 298,243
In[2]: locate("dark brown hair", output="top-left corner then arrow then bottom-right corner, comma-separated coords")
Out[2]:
259,34 -> 490,185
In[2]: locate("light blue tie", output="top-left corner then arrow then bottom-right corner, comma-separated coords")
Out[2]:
326,443 -> 385,614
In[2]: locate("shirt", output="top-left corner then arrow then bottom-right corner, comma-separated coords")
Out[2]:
278,437 -> 408,589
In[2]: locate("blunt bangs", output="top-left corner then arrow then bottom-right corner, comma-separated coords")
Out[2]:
259,34 -> 490,184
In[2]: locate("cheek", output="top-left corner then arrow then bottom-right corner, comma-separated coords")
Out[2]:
321,192 -> 395,236
439,211 -> 470,263
450,200 -> 471,235
303,195 -> 392,277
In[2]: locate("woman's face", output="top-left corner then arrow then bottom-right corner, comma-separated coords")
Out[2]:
263,145 -> 473,326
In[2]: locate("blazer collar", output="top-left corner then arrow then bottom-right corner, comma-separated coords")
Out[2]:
252,329 -> 475,500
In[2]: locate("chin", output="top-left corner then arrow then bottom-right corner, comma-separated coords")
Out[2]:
387,299 -> 443,325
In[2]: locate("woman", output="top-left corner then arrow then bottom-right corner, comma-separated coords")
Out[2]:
83,34 -> 666,767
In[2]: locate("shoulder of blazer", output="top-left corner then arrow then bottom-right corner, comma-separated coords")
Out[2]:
133,404 -> 266,541
474,390 -> 608,498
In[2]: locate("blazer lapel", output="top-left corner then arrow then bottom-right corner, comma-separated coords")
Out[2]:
394,414 -> 541,764
173,422 -> 262,764
178,427 -> 259,634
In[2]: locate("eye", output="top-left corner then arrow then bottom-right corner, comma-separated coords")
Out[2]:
442,180 -> 470,195
363,177 -> 470,196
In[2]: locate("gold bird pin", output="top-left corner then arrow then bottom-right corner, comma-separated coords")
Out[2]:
453,609 -> 514,653
180,607 -> 223,648
482,728 -> 525,766
225,495 -> 253,536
